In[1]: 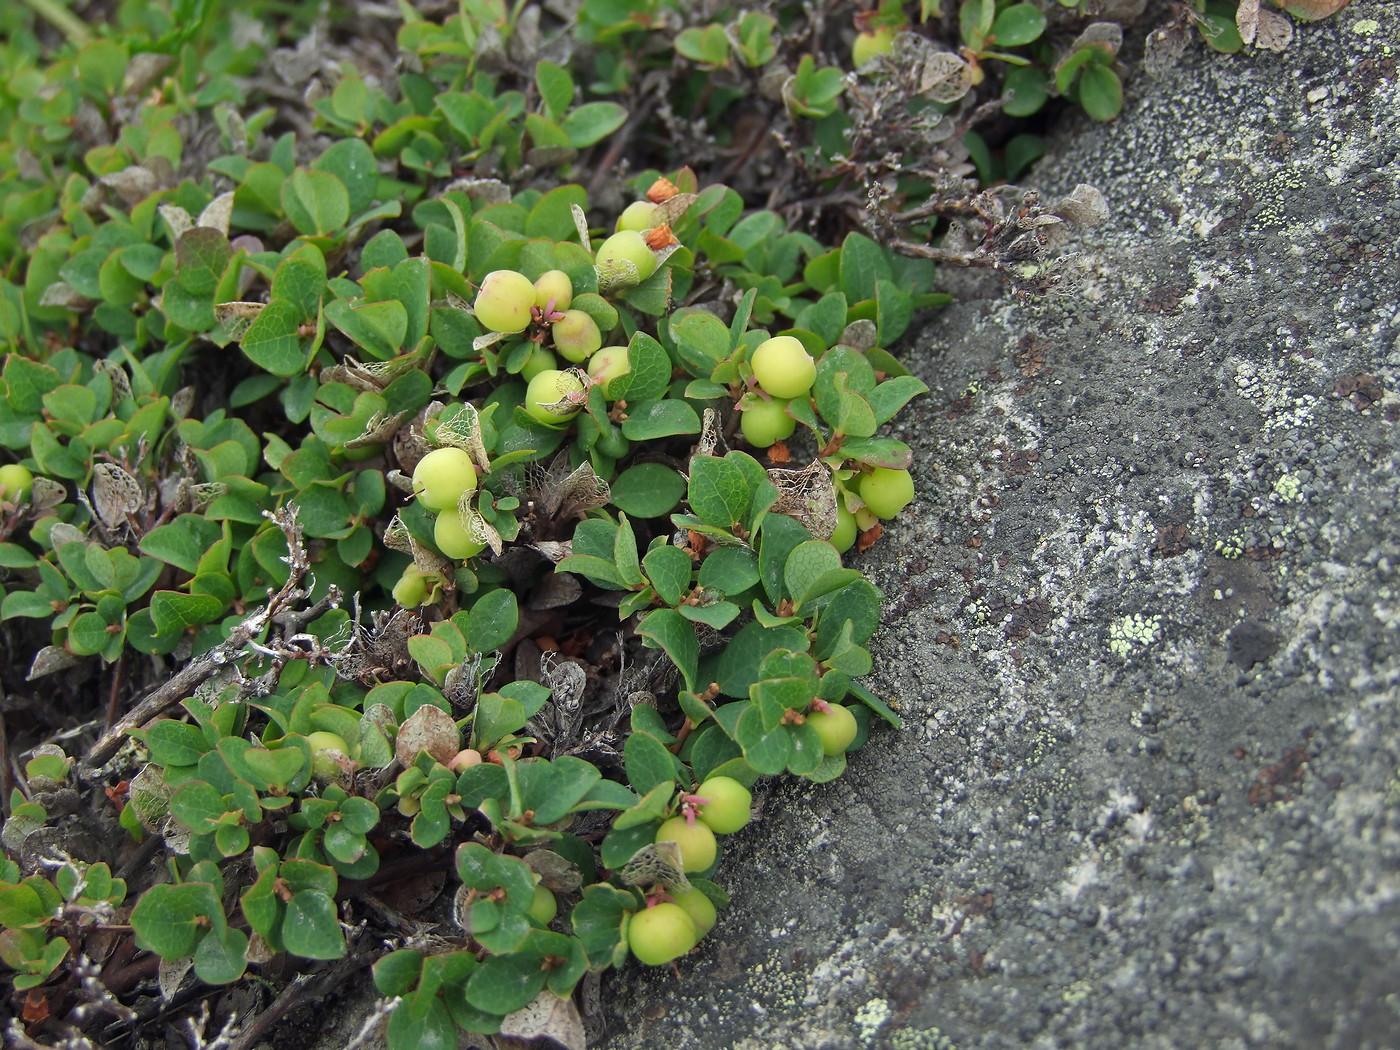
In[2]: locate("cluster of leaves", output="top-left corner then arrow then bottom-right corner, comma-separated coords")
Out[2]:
0,1 -> 1354,1048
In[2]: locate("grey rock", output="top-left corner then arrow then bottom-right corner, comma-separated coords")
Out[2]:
598,3 -> 1400,1050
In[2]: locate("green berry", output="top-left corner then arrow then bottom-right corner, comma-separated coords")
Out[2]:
739,395 -> 795,448
627,902 -> 697,966
434,510 -> 487,560
852,25 -> 899,67
306,730 -> 351,780
829,503 -> 858,553
519,344 -> 558,382
616,200 -> 658,232
551,309 -> 603,363
412,447 -> 478,512
533,269 -> 573,312
392,567 -> 433,608
750,336 -> 816,400
857,467 -> 915,520
474,269 -> 537,333
595,230 -> 657,286
671,888 -> 717,937
694,776 -> 752,834
807,704 -> 858,755
587,345 -> 631,398
524,369 -> 585,426
527,884 -> 558,926
0,464 -> 33,501
655,816 -> 718,873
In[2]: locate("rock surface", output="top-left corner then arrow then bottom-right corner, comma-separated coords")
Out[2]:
597,3 -> 1400,1049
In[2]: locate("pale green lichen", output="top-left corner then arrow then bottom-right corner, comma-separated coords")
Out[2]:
1273,473 -> 1305,503
1108,613 -> 1163,657
890,1027 -> 959,1050
1352,19 -> 1379,36
855,998 -> 892,1044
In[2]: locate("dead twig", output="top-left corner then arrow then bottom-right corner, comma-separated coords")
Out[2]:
81,505 -> 334,772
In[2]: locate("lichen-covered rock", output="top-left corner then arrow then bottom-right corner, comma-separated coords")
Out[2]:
598,3 -> 1400,1048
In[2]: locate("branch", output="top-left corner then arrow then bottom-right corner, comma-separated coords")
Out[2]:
81,506 -> 319,771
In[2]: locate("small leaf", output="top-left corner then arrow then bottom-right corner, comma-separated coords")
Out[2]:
643,544 -> 693,607
636,609 -> 699,692
619,398 -> 700,441
990,3 -> 1046,46
240,299 -> 312,377
465,952 -> 550,1016
1077,63 -> 1123,121
611,463 -> 686,518
687,455 -> 752,530
281,169 -> 351,237
622,731 -> 680,795
282,889 -> 346,959
561,103 -> 627,148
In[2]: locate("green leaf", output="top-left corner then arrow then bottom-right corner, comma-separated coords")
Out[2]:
613,332 -> 671,402
241,746 -> 307,792
0,884 -> 47,928
465,952 -> 549,1015
561,102 -> 627,148
170,780 -> 227,832
1077,64 -> 1123,122
697,546 -> 759,597
619,398 -> 700,441
281,169 -> 351,237
149,590 -> 226,635
687,455 -> 752,531
192,923 -> 249,985
131,883 -> 220,958
175,228 -> 234,297
3,356 -> 61,414
1002,65 -> 1048,117
314,139 -> 379,213
600,819 -> 658,870
282,889 -> 346,959
467,588 -> 518,653
838,232 -> 893,304
387,994 -> 456,1050
535,61 -> 575,120
707,621 -> 809,698
643,544 -> 693,607
990,3 -> 1046,46
757,512 -> 813,603
623,730 -> 680,795
519,757 -> 602,825
68,611 -> 117,656
325,298 -> 408,359
669,310 -> 732,378
816,578 -> 884,651
572,884 -> 633,967
636,609 -> 699,692
240,299 -> 312,377
141,515 -> 223,574
272,250 -> 327,321
611,462 -> 686,518
374,949 -> 425,996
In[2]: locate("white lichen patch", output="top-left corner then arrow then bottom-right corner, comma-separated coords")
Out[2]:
855,998 -> 891,1044
1108,613 -> 1164,657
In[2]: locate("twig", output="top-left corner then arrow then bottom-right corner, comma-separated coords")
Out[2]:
81,507 -> 315,771
222,951 -> 377,1050
887,238 -> 1000,268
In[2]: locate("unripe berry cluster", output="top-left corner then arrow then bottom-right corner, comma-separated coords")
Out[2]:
404,446 -> 486,583
739,336 -> 817,449
627,776 -> 752,965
